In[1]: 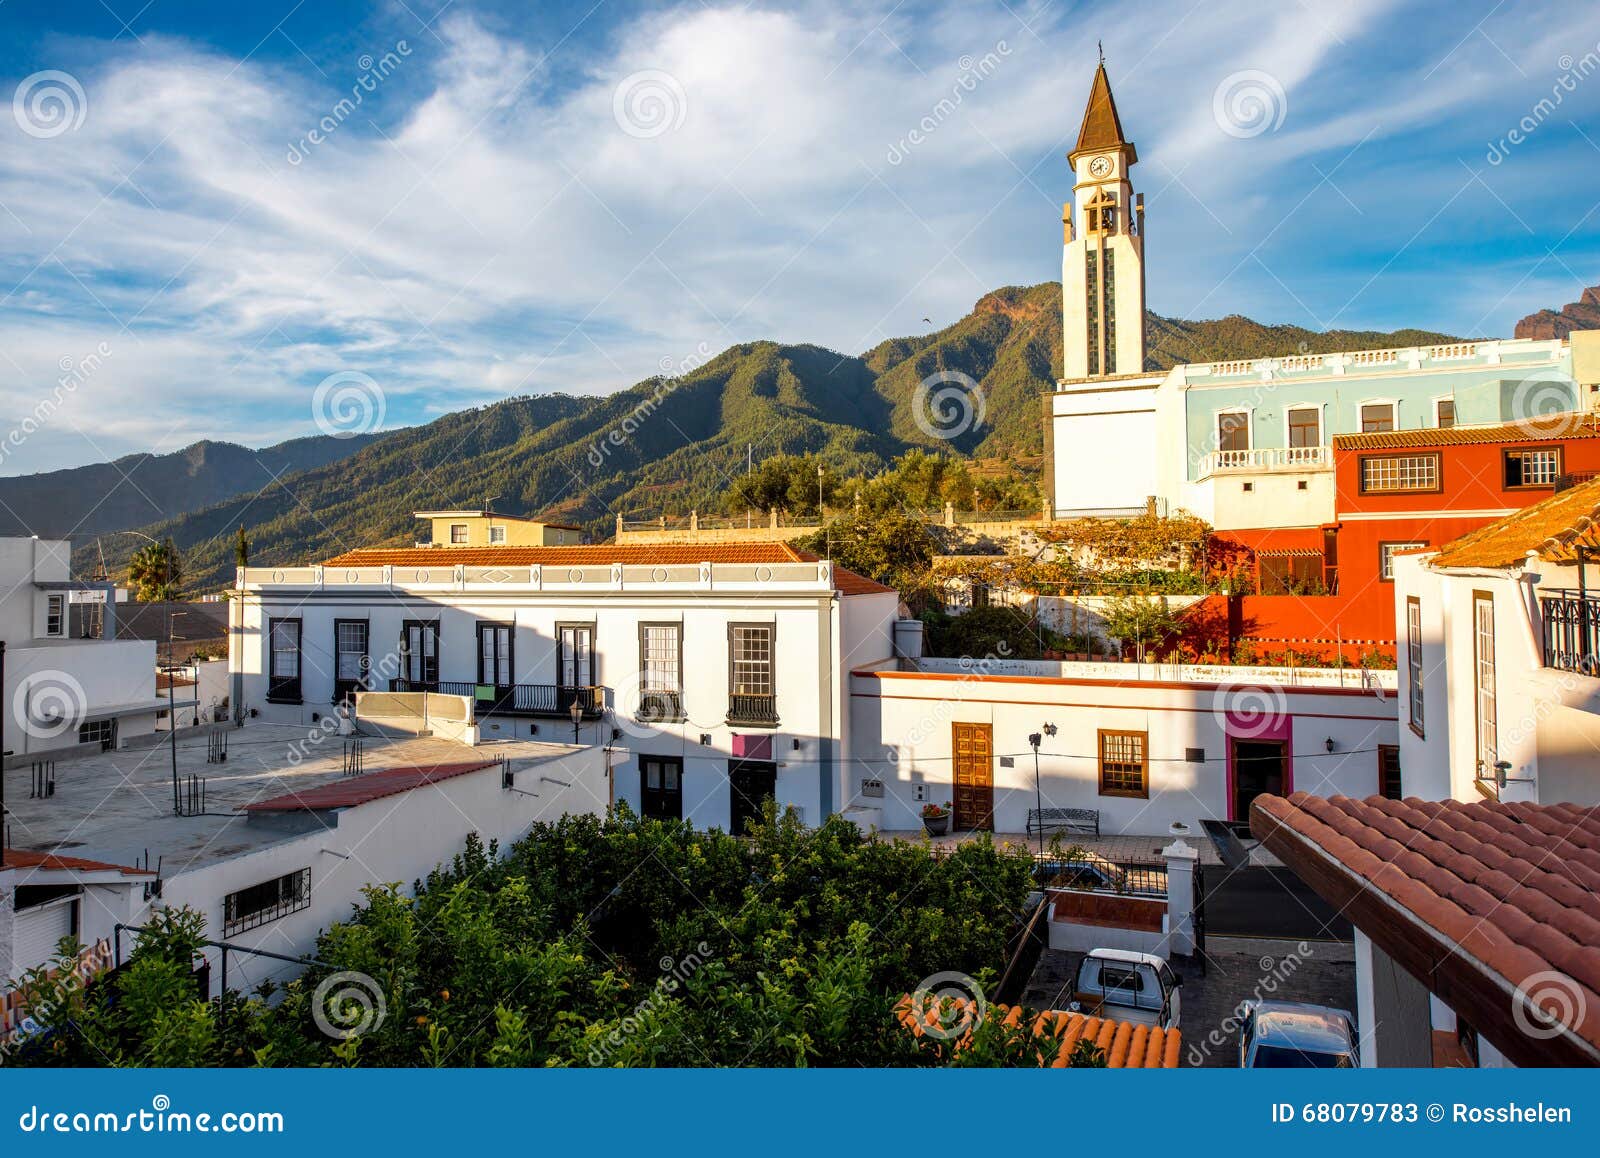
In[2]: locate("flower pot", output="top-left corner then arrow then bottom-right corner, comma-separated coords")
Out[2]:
923,814 -> 950,836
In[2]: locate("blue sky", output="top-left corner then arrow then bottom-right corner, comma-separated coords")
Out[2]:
2,0 -> 1598,473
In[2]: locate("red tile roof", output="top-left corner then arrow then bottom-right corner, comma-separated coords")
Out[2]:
241,761 -> 499,813
1252,792 -> 1600,1066
1334,414 -> 1600,451
319,542 -> 895,596
1428,474 -> 1600,569
895,994 -> 1180,1067
2,849 -> 154,875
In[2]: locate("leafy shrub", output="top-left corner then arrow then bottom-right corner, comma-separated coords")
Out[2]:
13,809 -> 1039,1068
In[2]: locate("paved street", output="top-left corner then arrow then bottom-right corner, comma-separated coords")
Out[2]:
1019,937 -> 1356,1068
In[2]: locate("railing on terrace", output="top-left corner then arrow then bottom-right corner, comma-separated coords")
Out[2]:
387,679 -> 605,718
1198,445 -> 1332,476
905,655 -> 1398,690
1540,590 -> 1600,675
1037,857 -> 1168,898
1173,338 -> 1564,384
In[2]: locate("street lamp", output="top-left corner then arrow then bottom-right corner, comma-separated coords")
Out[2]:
1028,723 -> 1057,858
569,697 -> 584,744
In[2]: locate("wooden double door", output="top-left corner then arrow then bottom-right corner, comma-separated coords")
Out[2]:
952,723 -> 994,832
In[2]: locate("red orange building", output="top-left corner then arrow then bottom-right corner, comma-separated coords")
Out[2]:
1198,416 -> 1600,663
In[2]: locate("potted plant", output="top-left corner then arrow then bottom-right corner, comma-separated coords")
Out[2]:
921,800 -> 952,836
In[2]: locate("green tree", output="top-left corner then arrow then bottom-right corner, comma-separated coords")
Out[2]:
726,453 -> 837,517
796,508 -> 941,597
10,812 -> 1047,1068
234,526 -> 251,570
921,605 -> 1043,660
1101,593 -> 1181,660
127,537 -> 183,601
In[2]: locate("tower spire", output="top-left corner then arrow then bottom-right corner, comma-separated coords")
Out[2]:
1069,57 -> 1137,166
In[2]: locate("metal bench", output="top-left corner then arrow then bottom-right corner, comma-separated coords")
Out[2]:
1026,807 -> 1100,837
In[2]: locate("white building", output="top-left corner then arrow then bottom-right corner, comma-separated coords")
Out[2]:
0,537 -> 169,760
849,655 -> 1398,834
1047,64 -> 1600,528
1393,476 -> 1600,806
229,543 -> 899,832
2,725 -> 604,1012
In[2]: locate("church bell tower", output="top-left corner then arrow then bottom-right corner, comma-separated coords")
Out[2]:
1063,55 -> 1145,379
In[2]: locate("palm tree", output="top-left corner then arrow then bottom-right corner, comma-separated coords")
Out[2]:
128,537 -> 183,601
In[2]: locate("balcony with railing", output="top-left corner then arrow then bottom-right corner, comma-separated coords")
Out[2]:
727,692 -> 779,727
1540,590 -> 1600,676
388,679 -> 605,718
1196,445 -> 1332,478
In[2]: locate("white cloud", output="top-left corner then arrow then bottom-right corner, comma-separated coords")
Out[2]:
0,0 -> 1595,474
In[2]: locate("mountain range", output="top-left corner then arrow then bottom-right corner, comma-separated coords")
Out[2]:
0,281 -> 1479,593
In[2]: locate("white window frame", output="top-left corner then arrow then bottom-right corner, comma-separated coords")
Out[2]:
488,525 -> 507,544
1406,597 -> 1424,737
1358,398 -> 1398,433
1473,593 -> 1497,787
449,523 -> 469,544
44,592 -> 65,637
1433,396 -> 1456,428
1214,407 -> 1253,452
1379,541 -> 1428,581
1283,404 -> 1323,449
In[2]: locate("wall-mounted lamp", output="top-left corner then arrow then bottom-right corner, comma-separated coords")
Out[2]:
1324,737 -> 1336,753
699,734 -> 712,746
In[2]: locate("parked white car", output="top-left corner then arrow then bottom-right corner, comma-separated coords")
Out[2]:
1239,1001 -> 1358,1067
1064,948 -> 1181,1029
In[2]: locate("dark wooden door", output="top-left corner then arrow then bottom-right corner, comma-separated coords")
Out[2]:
1232,739 -> 1287,821
729,760 -> 776,835
952,723 -> 994,832
1378,744 -> 1403,799
640,756 -> 683,820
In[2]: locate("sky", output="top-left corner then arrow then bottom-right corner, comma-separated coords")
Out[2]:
1,0 -> 1599,474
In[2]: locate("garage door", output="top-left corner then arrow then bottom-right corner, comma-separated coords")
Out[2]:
11,899 -> 77,980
